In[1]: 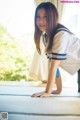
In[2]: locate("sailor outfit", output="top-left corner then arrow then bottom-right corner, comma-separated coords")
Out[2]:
46,29 -> 80,75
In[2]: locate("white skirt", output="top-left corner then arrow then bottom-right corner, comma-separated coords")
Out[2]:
29,49 -> 48,81
29,36 -> 48,81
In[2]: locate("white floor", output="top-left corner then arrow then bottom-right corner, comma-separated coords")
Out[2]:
0,85 -> 80,120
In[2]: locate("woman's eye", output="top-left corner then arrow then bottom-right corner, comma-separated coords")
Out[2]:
36,16 -> 47,20
44,16 -> 47,18
36,16 -> 40,19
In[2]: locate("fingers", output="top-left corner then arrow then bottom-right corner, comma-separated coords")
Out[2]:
31,93 -> 42,97
40,94 -> 49,98
31,92 -> 50,98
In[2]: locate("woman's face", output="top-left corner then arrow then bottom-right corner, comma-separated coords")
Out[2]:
36,8 -> 47,32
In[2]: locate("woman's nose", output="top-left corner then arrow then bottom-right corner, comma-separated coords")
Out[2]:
39,17 -> 46,24
40,19 -> 44,24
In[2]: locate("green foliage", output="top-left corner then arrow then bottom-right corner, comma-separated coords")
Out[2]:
0,25 -> 33,81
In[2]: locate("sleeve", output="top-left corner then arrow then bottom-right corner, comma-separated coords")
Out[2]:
47,31 -> 70,60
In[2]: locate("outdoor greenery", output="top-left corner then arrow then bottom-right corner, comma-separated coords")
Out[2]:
0,25 -> 34,81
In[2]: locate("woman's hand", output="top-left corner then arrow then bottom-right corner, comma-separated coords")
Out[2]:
31,91 -> 51,98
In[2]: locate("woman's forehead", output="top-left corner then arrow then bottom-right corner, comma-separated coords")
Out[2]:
37,8 -> 46,15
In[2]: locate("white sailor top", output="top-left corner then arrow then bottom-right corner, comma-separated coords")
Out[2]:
45,25 -> 80,75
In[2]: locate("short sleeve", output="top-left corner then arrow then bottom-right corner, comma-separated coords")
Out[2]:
47,31 -> 70,60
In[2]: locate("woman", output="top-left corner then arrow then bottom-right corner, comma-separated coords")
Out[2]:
32,2 -> 80,97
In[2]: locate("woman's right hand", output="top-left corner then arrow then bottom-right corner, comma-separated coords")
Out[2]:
31,91 -> 51,98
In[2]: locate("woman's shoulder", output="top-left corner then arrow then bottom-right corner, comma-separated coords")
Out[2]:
52,23 -> 73,39
54,30 -> 72,40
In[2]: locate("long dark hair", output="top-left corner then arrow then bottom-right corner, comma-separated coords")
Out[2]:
34,2 -> 59,54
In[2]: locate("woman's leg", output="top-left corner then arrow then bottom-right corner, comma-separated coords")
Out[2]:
78,70 -> 80,92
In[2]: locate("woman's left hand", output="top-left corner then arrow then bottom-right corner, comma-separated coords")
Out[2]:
31,91 -> 51,98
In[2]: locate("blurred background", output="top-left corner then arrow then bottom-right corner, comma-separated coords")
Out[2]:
0,0 -> 80,86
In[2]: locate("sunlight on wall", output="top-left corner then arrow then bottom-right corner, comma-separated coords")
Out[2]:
0,0 -> 35,38
61,3 -> 80,36
60,3 -> 80,85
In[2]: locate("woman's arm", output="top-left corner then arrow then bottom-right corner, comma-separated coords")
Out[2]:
51,75 -> 62,94
45,59 -> 61,94
31,59 -> 61,97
